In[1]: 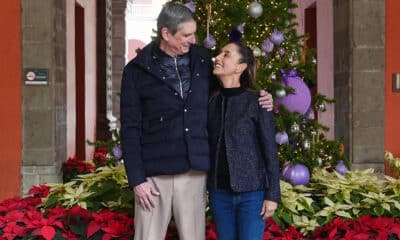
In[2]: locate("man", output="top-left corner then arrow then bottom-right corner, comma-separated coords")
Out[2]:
120,2 -> 273,240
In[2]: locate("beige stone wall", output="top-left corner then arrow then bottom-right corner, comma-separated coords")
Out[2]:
21,0 -> 67,194
334,0 -> 385,172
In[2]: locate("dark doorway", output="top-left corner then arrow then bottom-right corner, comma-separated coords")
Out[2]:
75,4 -> 86,160
96,0 -> 111,141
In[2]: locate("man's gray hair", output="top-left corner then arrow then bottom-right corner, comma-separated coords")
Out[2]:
156,2 -> 195,40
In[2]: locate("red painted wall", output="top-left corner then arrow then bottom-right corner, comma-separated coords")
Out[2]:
0,1 -> 22,199
385,0 -> 400,157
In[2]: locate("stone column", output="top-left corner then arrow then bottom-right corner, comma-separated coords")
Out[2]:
111,0 -> 127,120
21,0 -> 67,194
334,0 -> 385,171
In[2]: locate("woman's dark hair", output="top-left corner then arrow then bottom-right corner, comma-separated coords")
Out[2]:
232,42 -> 256,89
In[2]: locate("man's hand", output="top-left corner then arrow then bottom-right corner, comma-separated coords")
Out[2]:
133,181 -> 160,211
258,90 -> 274,111
260,200 -> 277,220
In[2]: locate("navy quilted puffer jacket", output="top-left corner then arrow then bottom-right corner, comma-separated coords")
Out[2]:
121,41 -> 214,188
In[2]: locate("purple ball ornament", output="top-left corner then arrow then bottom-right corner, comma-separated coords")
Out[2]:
278,47 -> 286,57
184,1 -> 196,13
275,131 -> 289,145
335,160 -> 348,175
237,23 -> 245,33
305,108 -> 315,120
275,69 -> 311,115
203,34 -> 216,49
281,163 -> 293,181
270,29 -> 285,45
261,38 -> 274,53
289,164 -> 310,186
112,145 -> 123,159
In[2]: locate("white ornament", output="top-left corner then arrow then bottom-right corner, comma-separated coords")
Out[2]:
310,130 -> 317,136
275,89 -> 286,98
317,157 -> 323,166
248,2 -> 263,18
253,47 -> 262,57
290,122 -> 300,134
303,139 -> 311,149
317,102 -> 326,112
312,58 -> 317,64
271,73 -> 276,80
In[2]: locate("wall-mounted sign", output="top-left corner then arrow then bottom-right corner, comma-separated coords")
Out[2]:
24,68 -> 48,85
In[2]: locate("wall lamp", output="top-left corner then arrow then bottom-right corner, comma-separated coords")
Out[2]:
393,73 -> 400,93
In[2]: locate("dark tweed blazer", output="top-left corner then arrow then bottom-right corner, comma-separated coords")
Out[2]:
207,90 -> 281,202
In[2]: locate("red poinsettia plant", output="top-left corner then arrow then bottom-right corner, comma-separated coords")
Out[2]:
92,147 -> 109,166
62,156 -> 96,182
0,185 -> 135,240
312,215 -> 400,240
3,185 -> 400,239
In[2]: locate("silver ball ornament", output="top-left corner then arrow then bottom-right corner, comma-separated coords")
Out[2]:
317,102 -> 326,112
275,89 -> 286,98
248,2 -> 263,18
303,139 -> 311,149
253,47 -> 262,57
290,122 -> 300,134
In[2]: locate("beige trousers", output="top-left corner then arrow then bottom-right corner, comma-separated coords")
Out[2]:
134,170 -> 207,240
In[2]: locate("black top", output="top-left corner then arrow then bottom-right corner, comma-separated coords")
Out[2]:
217,87 -> 245,189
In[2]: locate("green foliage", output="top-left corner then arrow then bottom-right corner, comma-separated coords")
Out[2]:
276,168 -> 400,235
44,165 -> 134,215
386,151 -> 400,176
43,164 -> 400,237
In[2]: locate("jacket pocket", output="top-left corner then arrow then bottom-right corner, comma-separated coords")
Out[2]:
142,115 -> 166,134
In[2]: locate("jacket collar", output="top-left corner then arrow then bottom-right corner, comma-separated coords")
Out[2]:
132,41 -> 210,70
131,41 -> 211,103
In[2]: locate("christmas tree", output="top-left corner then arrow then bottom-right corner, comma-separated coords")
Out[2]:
177,0 -> 348,184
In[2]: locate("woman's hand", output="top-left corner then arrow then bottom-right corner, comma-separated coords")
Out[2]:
260,200 -> 277,220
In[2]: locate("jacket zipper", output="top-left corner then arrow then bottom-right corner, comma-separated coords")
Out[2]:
174,57 -> 184,99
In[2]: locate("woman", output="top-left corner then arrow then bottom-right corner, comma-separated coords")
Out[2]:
207,42 -> 281,240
